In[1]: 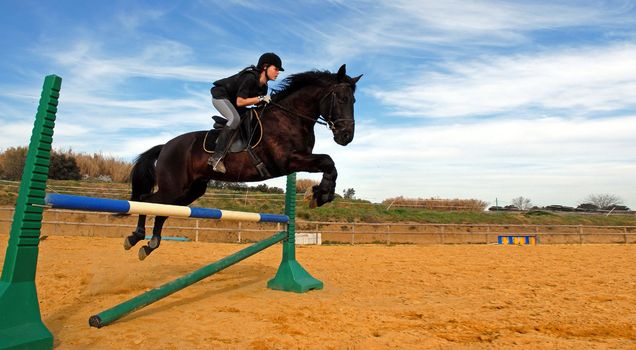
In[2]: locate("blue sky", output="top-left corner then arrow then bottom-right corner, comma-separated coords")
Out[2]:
1,1 -> 635,208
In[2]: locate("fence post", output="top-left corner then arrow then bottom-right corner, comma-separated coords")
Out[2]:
54,210 -> 60,236
195,219 -> 199,242
485,225 -> 490,244
352,222 -> 355,245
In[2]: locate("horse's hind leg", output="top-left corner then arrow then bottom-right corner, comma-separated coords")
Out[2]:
138,180 -> 208,260
138,216 -> 167,260
134,187 -> 181,260
124,214 -> 147,250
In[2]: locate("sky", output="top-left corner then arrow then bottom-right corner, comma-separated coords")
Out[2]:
1,0 -> 635,208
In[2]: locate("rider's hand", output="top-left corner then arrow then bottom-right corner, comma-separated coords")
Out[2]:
259,95 -> 271,104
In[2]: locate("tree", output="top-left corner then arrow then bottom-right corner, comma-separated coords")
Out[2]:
510,196 -> 532,210
343,188 -> 355,200
584,194 -> 623,209
48,152 -> 82,180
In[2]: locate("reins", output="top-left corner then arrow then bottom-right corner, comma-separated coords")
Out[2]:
268,101 -> 331,128
268,85 -> 354,132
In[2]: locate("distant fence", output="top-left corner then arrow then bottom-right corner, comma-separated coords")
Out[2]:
0,180 -> 633,213
0,180 -> 373,207
1,207 -> 635,244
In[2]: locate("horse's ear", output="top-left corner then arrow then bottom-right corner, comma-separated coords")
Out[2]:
337,64 -> 346,81
351,74 -> 363,84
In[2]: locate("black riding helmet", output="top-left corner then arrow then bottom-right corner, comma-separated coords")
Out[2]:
257,52 -> 285,71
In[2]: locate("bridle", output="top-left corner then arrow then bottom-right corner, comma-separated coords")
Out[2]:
269,84 -> 355,132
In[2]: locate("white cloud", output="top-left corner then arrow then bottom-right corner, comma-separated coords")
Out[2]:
0,38 -> 237,151
386,0 -> 624,33
0,122 -> 34,150
292,0 -> 636,64
114,7 -> 168,32
40,39 -> 232,87
370,44 -> 636,118
311,114 -> 636,207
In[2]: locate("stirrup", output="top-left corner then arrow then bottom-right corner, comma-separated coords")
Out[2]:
210,157 -> 226,173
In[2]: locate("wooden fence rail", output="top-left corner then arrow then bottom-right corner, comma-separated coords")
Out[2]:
1,207 -> 635,245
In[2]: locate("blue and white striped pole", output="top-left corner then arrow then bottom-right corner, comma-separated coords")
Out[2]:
44,193 -> 288,223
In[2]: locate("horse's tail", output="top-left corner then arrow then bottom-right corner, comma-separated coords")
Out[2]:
130,144 -> 164,201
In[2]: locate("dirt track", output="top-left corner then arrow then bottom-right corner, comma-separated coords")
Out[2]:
1,235 -> 635,349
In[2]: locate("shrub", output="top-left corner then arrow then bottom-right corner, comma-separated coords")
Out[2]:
0,146 -> 28,180
382,196 -> 488,212
0,147 -> 132,182
296,178 -> 319,193
72,151 -> 131,182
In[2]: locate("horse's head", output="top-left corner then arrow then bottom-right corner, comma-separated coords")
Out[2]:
319,64 -> 362,146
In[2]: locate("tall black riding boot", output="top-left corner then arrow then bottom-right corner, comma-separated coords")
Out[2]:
208,127 -> 233,173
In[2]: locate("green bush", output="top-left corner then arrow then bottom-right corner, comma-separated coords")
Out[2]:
49,152 -> 81,180
0,147 -> 83,181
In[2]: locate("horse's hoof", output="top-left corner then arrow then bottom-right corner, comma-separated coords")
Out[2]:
148,237 -> 160,249
124,237 -> 133,250
138,246 -> 151,261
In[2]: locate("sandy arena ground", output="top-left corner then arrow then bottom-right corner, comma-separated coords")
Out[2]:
1,235 -> 635,349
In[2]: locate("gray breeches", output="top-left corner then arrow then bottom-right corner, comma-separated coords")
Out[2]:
212,97 -> 241,129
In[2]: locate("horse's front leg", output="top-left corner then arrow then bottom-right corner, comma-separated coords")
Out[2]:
288,153 -> 337,208
138,216 -> 167,260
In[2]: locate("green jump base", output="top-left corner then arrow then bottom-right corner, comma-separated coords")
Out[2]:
0,282 -> 53,350
267,260 -> 324,293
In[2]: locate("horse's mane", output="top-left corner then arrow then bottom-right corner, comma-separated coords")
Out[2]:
271,70 -> 357,102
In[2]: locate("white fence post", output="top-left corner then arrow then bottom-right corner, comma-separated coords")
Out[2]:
352,222 -> 355,245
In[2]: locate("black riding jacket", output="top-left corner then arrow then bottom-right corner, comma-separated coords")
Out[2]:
211,66 -> 268,114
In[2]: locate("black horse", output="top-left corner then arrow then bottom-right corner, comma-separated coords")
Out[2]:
126,64 -> 362,259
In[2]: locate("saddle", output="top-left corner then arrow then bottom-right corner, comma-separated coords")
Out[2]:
203,108 -> 270,177
203,108 -> 263,153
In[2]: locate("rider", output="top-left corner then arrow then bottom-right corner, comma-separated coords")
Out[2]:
208,52 -> 284,173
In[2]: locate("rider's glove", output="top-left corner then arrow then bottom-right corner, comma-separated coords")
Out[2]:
259,95 -> 271,104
